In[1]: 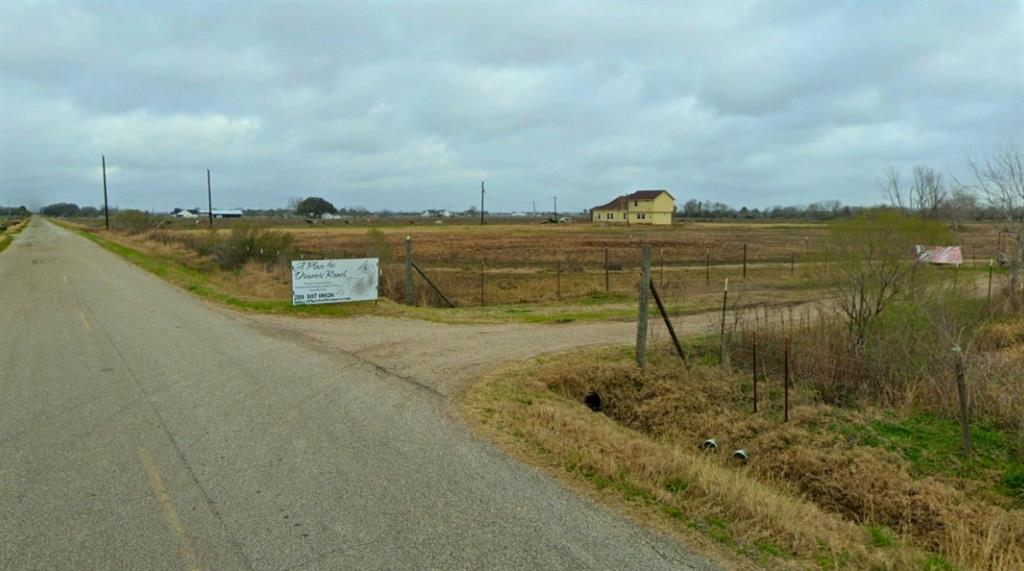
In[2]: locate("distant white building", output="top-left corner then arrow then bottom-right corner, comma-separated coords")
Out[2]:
175,209 -> 199,218
196,208 -> 243,219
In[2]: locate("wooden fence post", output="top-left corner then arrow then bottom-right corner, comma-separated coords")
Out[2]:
636,245 -> 652,367
650,281 -> 686,363
404,236 -> 414,305
480,260 -> 485,306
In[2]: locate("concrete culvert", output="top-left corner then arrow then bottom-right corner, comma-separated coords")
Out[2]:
700,439 -> 718,451
732,449 -> 749,463
583,390 -> 602,412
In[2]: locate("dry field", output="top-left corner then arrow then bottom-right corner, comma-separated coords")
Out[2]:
155,216 -> 1007,263
103,218 -> 1006,310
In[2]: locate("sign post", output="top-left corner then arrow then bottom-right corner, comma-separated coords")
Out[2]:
292,258 -> 379,306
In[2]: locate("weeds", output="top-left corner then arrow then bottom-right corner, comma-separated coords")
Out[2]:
145,225 -> 294,270
466,346 -> 1024,570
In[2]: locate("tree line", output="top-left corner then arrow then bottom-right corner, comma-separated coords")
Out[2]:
0,205 -> 30,217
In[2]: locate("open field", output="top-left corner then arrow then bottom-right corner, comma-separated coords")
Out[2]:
58,217 -> 1009,315
63,219 -> 838,317
77,214 -> 1010,264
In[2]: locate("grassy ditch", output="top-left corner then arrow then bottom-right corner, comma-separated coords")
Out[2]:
0,216 -> 31,254
463,346 -> 1023,570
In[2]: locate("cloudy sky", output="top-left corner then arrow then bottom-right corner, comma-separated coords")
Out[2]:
1,1 -> 1021,213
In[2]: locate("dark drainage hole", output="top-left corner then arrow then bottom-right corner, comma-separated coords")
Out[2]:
584,390 -> 603,412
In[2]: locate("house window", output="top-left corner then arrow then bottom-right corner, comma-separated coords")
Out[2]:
634,201 -> 638,207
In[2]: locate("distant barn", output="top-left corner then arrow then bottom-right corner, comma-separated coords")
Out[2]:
195,209 -> 243,219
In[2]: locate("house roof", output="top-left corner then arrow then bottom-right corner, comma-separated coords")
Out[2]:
592,190 -> 674,210
629,189 -> 674,200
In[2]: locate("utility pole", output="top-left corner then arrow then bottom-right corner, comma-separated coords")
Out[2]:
553,196 -> 558,219
480,181 -> 485,225
532,200 -> 536,217
207,169 -> 214,227
101,155 -> 110,230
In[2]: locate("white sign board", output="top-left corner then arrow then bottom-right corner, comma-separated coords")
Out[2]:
291,258 -> 378,305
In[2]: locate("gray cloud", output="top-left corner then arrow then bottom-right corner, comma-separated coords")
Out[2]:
1,1 -> 1020,212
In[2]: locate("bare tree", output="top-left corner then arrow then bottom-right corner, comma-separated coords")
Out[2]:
964,143 -> 1024,300
881,166 -> 906,213
825,211 -> 948,348
882,165 -> 948,218
910,165 -> 947,218
945,186 -> 977,232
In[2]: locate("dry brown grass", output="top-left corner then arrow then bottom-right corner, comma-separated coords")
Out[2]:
130,217 -> 1009,265
464,347 -> 1024,570
91,223 -> 840,311
126,218 -> 1007,309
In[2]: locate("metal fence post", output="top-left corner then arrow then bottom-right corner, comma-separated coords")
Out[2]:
719,278 -> 729,366
705,248 -> 711,286
953,346 -> 972,455
636,245 -> 652,367
660,248 -> 665,288
783,336 -> 790,423
752,331 -> 758,413
556,260 -> 562,300
404,236 -> 413,305
988,259 -> 994,303
605,247 -> 610,292
742,242 -> 747,280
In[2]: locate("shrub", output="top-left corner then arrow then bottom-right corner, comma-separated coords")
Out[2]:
112,210 -> 155,234
211,226 -> 294,270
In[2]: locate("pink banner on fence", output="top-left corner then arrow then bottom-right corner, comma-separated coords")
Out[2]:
915,246 -> 963,265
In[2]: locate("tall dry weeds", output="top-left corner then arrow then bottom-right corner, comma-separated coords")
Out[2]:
525,350 -> 1024,570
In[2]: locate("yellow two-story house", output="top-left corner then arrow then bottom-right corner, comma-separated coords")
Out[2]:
591,190 -> 676,225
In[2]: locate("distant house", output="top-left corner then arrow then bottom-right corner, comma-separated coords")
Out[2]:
591,190 -> 676,225
174,209 -> 199,218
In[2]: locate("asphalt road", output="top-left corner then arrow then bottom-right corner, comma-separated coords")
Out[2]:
0,219 -> 715,570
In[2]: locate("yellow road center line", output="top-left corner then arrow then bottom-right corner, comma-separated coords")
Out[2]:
139,448 -> 202,571
78,311 -> 92,331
